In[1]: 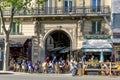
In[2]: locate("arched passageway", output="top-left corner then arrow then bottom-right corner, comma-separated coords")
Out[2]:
45,30 -> 71,61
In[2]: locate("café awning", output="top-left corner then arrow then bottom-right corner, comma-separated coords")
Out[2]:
48,47 -> 65,52
82,39 -> 113,52
0,36 -> 31,47
59,47 -> 70,53
112,38 -> 120,43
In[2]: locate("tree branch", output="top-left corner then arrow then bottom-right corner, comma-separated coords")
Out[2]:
8,7 -> 15,34
0,7 -> 7,33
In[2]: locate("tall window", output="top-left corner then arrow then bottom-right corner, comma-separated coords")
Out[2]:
11,22 -> 20,35
92,0 -> 101,12
44,0 -> 52,14
64,0 -> 72,13
92,21 -> 101,34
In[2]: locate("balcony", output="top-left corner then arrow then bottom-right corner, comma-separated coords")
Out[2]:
2,6 -> 110,17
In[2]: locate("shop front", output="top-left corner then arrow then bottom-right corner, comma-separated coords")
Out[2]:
112,38 -> 120,61
0,36 -> 32,64
82,39 -> 113,62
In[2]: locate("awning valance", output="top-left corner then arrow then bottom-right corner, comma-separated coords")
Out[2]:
82,39 -> 113,52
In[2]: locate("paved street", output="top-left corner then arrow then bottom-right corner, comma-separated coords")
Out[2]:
0,71 -> 120,80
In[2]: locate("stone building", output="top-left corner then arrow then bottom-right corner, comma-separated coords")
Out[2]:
0,0 -> 112,63
112,0 -> 120,61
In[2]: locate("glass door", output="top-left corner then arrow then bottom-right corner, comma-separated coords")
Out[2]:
92,0 -> 101,12
64,0 -> 72,13
45,0 -> 52,14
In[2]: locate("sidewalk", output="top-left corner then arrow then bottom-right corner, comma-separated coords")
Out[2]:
0,70 -> 120,78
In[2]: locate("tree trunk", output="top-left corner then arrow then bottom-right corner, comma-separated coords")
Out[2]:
3,34 -> 9,71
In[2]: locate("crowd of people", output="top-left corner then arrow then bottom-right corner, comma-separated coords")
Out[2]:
8,54 -> 120,76
9,58 -> 42,73
9,56 -> 83,76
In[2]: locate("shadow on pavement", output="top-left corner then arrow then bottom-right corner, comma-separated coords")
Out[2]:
0,72 -> 14,75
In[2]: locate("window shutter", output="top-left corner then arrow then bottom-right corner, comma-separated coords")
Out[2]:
16,23 -> 19,33
64,1 -> 68,13
97,0 -> 101,12
92,21 -> 96,34
92,0 -> 96,12
92,0 -> 101,12
97,21 -> 101,33
69,1 -> 72,12
12,22 -> 16,33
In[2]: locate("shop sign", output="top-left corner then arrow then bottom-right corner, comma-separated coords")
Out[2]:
85,35 -> 111,39
83,48 -> 112,52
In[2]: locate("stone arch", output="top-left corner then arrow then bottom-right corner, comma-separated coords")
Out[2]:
41,28 -> 73,59
43,28 -> 73,43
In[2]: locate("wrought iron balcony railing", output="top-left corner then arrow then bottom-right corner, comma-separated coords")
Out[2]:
10,32 -> 23,35
2,6 -> 110,16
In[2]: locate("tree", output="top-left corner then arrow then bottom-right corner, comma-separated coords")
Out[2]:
0,0 -> 47,71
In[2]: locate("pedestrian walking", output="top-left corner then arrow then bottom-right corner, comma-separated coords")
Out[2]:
72,60 -> 78,76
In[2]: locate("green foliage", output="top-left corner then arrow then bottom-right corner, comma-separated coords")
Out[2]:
0,0 -> 31,12
36,0 -> 48,4
0,0 -> 48,13
0,0 -> 47,34
14,19 -> 20,24
36,0 -> 48,10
